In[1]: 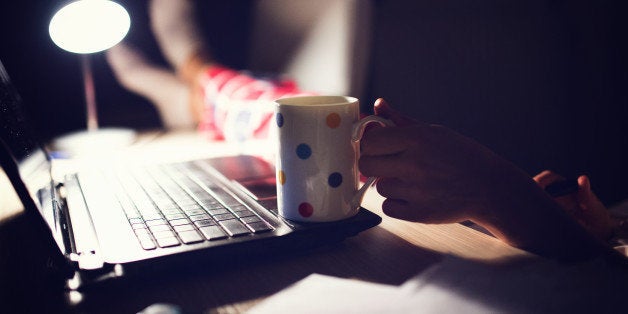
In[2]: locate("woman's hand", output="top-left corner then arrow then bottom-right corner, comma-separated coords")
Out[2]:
359,99 -> 613,261
534,170 -> 615,241
359,99 -> 532,225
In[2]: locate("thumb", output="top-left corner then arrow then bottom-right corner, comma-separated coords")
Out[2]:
373,98 -> 416,126
576,175 -> 593,207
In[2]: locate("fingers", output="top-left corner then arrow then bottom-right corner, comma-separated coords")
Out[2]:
373,98 -> 417,126
576,175 -> 593,207
361,98 -> 424,157
578,175 -> 591,191
575,175 -> 614,240
360,126 -> 412,156
360,122 -> 435,157
381,199 -> 417,221
376,178 -> 414,199
381,199 -> 453,224
376,178 -> 465,224
533,170 -> 565,188
359,153 -> 416,178
375,178 -> 422,221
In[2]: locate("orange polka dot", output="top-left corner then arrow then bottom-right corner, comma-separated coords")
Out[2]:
278,170 -> 286,185
326,112 -> 341,128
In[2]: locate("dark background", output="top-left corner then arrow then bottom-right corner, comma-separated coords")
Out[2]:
1,0 -> 627,206
368,0 -> 628,207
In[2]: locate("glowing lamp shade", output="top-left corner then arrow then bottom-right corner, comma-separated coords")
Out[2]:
49,0 -> 130,54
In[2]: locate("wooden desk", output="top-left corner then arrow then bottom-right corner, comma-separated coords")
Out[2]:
0,130 -> 528,314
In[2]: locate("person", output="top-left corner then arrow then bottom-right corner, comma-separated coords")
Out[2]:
359,98 -> 627,263
106,0 -> 370,141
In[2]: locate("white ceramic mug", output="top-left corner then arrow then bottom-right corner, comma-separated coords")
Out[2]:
274,96 -> 392,222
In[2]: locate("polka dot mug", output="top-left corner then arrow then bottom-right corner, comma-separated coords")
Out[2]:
274,96 -> 393,222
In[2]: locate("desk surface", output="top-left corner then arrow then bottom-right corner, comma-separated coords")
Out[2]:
0,130 -> 528,313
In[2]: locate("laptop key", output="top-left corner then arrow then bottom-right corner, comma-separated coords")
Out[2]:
155,200 -> 177,208
177,230 -> 204,244
206,207 -> 230,215
201,203 -> 224,210
136,204 -> 157,212
135,234 -> 157,250
198,226 -> 228,240
161,208 -> 183,215
131,223 -> 148,230
135,230 -> 152,238
126,211 -> 142,219
230,205 -> 248,212
233,209 -> 255,218
149,225 -> 171,233
180,204 -> 203,211
173,224 -> 196,232
219,219 -> 250,236
168,218 -> 191,226
240,216 -> 262,224
139,239 -> 157,250
194,219 -> 216,227
154,200 -> 176,208
213,213 -> 236,221
188,214 -> 211,221
209,188 -> 242,206
176,198 -> 199,206
142,214 -> 164,221
146,219 -> 168,226
129,218 -> 144,224
164,213 -> 187,220
158,204 -> 180,211
183,209 -> 206,216
152,230 -> 176,239
138,207 -> 160,214
246,221 -> 273,233
156,237 -> 180,248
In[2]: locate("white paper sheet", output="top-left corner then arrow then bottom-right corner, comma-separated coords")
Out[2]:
247,274 -> 400,314
247,256 -> 628,314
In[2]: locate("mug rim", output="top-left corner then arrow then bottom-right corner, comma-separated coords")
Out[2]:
275,95 -> 357,107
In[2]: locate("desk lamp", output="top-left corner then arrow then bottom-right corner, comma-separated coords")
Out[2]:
48,0 -> 133,154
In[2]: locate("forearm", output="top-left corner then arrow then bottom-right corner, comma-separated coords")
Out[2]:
477,174 -> 613,262
192,65 -> 311,141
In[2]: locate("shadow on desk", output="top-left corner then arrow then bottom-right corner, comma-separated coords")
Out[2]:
0,214 -> 68,314
1,210 -> 442,314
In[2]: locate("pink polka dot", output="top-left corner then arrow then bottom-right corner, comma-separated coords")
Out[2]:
298,202 -> 314,217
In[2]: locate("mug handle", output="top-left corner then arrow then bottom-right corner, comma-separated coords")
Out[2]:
350,115 -> 395,209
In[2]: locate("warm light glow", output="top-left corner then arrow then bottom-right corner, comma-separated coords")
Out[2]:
49,0 -> 130,54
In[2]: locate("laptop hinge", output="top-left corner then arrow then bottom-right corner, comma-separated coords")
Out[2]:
62,174 -> 105,270
52,183 -> 76,257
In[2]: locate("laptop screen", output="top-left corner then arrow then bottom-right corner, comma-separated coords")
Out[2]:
0,59 -> 54,215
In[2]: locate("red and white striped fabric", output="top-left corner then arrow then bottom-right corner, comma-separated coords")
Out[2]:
197,65 -> 314,141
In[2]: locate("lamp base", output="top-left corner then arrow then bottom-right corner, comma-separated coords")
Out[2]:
52,127 -> 136,157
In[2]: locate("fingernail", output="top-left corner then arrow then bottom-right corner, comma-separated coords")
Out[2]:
578,175 -> 591,191
374,98 -> 383,108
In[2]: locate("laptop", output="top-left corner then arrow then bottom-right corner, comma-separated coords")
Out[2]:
0,59 -> 381,289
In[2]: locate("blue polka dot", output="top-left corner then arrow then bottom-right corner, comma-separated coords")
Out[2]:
276,113 -> 284,127
296,143 -> 312,159
328,172 -> 343,188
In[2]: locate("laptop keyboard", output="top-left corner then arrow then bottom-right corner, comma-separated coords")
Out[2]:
106,161 -> 274,250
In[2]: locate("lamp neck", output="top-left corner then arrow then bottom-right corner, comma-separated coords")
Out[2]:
81,54 -> 98,131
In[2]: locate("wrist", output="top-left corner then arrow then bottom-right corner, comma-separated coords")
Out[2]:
477,175 -> 609,262
178,49 -> 213,85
